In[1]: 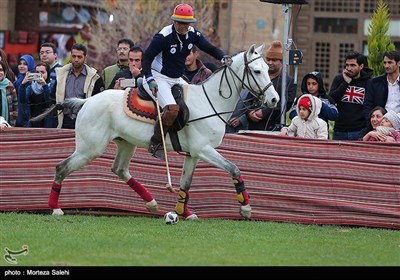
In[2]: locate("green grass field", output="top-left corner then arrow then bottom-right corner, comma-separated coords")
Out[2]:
1,212 -> 398,267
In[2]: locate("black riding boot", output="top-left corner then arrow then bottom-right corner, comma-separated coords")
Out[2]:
148,118 -> 168,160
148,104 -> 179,160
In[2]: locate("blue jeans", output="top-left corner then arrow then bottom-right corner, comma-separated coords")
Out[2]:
333,130 -> 363,140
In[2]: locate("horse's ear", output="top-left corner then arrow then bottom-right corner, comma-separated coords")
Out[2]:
255,44 -> 265,55
248,44 -> 256,55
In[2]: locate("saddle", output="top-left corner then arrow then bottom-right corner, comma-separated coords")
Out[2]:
123,80 -> 190,152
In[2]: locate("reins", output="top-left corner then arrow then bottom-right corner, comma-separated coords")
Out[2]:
188,51 -> 272,125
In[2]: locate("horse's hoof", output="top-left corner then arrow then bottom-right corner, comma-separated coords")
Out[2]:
52,208 -> 64,216
145,199 -> 159,213
240,204 -> 252,219
185,213 -> 199,220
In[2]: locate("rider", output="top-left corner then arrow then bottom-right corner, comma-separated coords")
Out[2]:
142,3 -> 231,160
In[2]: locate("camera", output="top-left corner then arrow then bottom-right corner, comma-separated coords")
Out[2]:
120,78 -> 136,88
28,73 -> 42,81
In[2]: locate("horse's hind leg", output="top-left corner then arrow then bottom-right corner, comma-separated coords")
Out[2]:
175,156 -> 199,220
112,139 -> 158,213
49,130 -> 112,215
195,146 -> 251,219
49,151 -> 98,215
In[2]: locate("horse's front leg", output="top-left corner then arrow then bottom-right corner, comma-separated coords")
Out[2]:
112,139 -> 158,213
175,156 -> 199,220
196,146 -> 251,219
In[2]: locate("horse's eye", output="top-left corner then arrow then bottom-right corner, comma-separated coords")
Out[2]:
254,70 -> 261,74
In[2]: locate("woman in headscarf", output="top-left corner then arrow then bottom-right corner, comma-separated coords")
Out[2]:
13,54 -> 35,127
0,48 -> 16,82
0,60 -> 18,130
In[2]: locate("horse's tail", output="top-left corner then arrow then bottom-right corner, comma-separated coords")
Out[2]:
62,98 -> 87,112
30,98 -> 87,122
30,103 -> 60,122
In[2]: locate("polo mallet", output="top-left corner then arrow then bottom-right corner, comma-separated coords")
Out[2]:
155,97 -> 175,193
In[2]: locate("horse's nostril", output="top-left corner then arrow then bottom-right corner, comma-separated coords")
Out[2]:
271,98 -> 277,104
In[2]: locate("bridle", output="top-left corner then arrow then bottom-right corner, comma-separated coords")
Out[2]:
221,51 -> 274,101
188,50 -> 273,124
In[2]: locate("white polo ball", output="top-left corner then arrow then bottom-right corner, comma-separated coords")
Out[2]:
164,211 -> 179,225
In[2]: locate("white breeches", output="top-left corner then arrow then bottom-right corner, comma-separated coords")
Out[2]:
143,71 -> 188,109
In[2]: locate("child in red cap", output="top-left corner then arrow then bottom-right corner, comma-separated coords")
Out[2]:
280,94 -> 328,139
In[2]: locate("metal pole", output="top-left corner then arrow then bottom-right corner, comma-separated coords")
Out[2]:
280,3 -> 291,126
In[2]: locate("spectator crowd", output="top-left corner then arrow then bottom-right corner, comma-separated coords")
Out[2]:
1,6 -> 399,143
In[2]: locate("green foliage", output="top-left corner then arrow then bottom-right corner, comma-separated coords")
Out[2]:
367,0 -> 396,77
1,213 -> 399,266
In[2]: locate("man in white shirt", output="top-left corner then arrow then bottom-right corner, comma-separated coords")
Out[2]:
365,50 -> 400,121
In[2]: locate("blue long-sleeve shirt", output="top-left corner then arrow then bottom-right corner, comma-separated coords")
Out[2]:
142,24 -> 224,81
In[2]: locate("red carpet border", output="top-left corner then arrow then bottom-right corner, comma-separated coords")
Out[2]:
0,128 -> 399,229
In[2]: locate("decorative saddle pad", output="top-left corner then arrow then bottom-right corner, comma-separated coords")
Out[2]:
122,85 -> 189,125
123,88 -> 156,124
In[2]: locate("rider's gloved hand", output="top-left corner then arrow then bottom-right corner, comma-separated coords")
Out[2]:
221,55 -> 233,66
148,80 -> 158,97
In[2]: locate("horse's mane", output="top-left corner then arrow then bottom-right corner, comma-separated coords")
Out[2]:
213,50 -> 244,74
231,49 -> 246,57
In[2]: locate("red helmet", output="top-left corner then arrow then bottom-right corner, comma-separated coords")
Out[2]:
170,3 -> 197,23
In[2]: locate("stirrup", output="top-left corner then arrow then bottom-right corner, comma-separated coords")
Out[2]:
148,143 -> 165,160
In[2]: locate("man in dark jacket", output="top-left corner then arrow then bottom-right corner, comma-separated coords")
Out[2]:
108,46 -> 144,90
329,51 -> 373,140
183,45 -> 213,84
141,3 -> 227,160
243,40 -> 296,131
364,50 -> 400,121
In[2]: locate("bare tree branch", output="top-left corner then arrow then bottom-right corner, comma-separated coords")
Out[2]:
86,0 -> 219,72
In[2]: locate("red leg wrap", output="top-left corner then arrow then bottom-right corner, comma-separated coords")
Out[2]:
128,177 -> 153,202
182,204 -> 193,218
48,182 -> 61,209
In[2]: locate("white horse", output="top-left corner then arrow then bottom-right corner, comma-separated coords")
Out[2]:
48,44 -> 279,220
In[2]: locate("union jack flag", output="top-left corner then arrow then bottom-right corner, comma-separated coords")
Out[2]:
341,86 -> 365,104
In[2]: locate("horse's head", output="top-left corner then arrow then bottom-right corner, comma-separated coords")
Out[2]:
241,44 -> 280,108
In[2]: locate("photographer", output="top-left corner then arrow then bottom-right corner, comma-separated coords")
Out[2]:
14,54 -> 35,127
109,46 -> 144,90
20,62 -> 56,127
